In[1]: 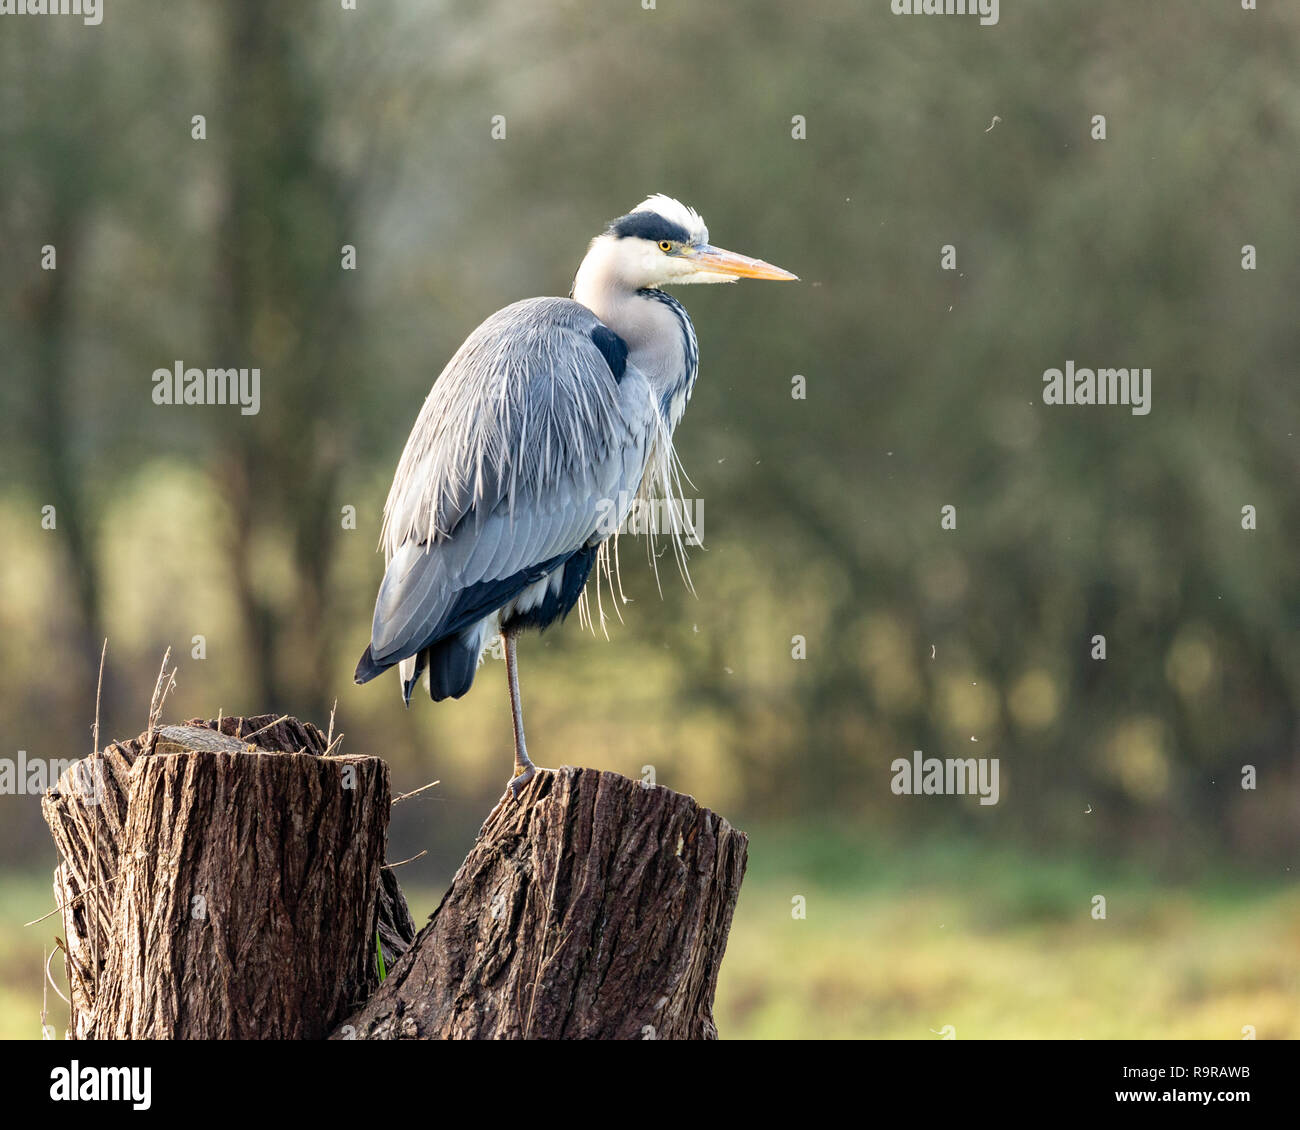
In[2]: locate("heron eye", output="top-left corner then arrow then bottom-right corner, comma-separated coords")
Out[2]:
658,240 -> 673,253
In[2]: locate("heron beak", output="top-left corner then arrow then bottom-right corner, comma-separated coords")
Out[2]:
690,244 -> 798,281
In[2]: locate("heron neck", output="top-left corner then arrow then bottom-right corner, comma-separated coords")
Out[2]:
573,278 -> 697,418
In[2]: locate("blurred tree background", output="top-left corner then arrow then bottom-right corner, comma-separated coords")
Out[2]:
1,0 -> 1296,1038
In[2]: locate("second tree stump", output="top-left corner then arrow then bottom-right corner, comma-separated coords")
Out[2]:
335,766 -> 749,1040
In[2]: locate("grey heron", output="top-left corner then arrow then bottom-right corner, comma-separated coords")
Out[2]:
355,195 -> 796,797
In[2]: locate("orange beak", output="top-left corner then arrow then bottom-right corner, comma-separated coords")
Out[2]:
689,244 -> 799,281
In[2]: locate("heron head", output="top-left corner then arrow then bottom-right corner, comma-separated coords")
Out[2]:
581,194 -> 798,292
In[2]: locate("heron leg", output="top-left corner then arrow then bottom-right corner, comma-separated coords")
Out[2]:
504,627 -> 537,799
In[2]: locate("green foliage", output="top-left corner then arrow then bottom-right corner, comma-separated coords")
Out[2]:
0,0 -> 1295,875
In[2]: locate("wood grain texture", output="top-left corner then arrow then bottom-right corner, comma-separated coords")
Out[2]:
41,714 -> 415,1038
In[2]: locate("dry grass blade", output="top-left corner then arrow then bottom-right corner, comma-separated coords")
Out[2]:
238,714 -> 292,743
392,779 -> 440,804
145,646 -> 176,745
524,928 -> 573,1039
45,944 -> 70,1007
88,637 -> 107,1032
24,871 -> 119,928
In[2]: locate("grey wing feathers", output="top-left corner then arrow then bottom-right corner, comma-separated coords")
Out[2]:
380,298 -> 630,559
362,297 -> 644,675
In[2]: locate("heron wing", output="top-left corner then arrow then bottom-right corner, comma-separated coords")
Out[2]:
361,297 -> 650,674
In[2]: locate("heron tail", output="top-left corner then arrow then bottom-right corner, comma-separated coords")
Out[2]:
355,621 -> 487,700
425,630 -> 481,701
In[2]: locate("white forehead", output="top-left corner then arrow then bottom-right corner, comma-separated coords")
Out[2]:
632,194 -> 709,244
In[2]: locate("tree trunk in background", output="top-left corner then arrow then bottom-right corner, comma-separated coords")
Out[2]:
42,715 -> 415,1039
212,0 -> 360,723
334,767 -> 749,1040
29,187 -> 106,713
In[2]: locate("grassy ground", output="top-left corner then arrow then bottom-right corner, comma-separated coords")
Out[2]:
715,829 -> 1300,1039
2,833 -> 1295,1040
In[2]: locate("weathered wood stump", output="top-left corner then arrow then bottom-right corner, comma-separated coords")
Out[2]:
334,766 -> 749,1040
42,715 -> 415,1039
42,715 -> 748,1040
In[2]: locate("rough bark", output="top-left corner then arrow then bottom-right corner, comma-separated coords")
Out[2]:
41,714 -> 415,1039
43,715 -> 747,1040
334,766 -> 749,1041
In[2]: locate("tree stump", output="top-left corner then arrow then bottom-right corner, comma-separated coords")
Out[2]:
42,716 -> 748,1040
41,714 -> 415,1039
333,766 -> 749,1040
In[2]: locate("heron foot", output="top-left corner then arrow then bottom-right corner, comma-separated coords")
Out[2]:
508,762 -> 537,801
